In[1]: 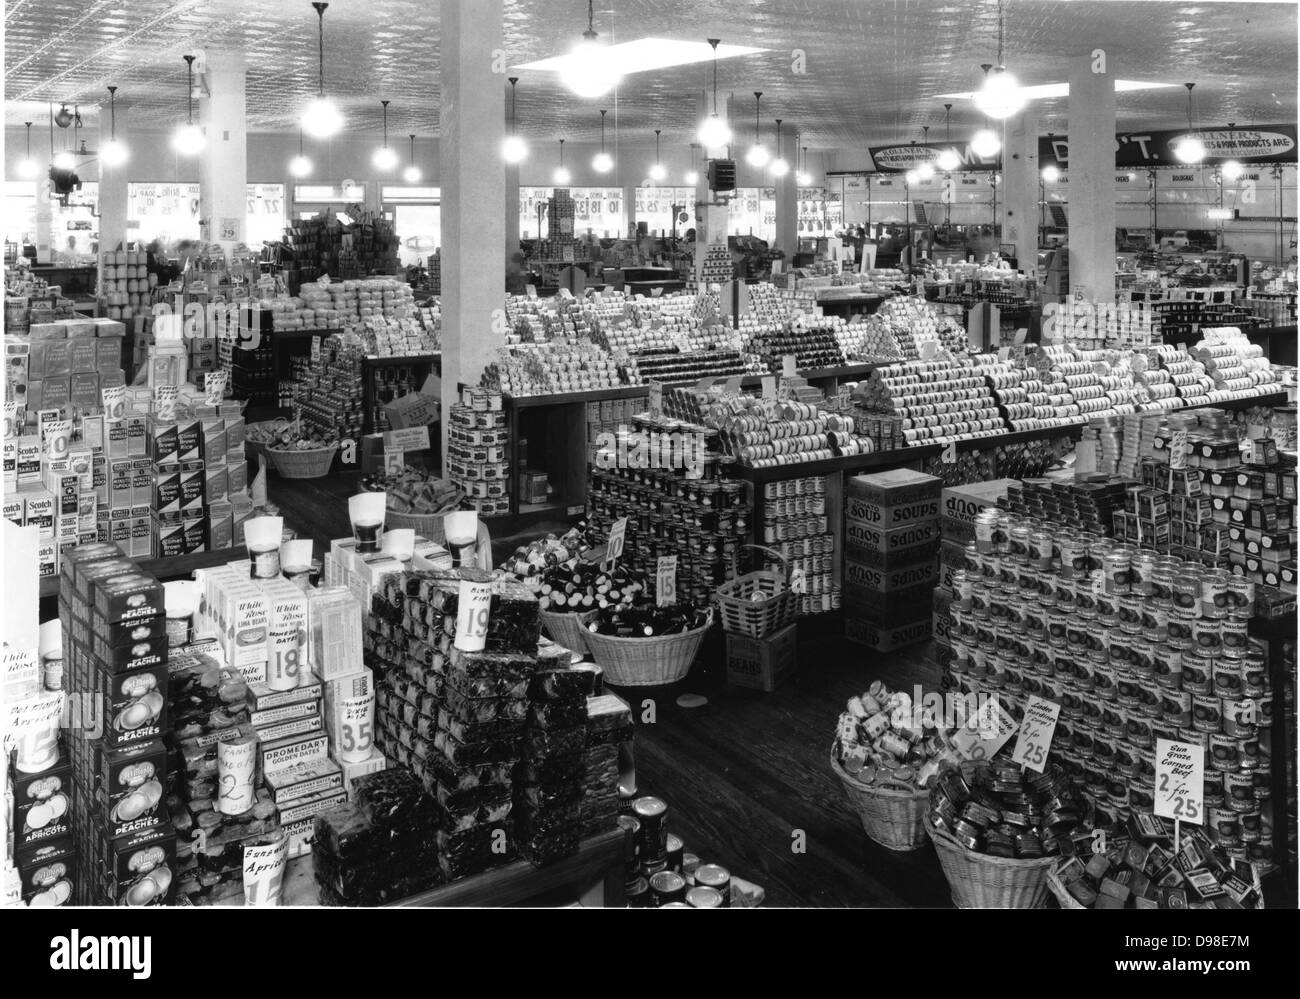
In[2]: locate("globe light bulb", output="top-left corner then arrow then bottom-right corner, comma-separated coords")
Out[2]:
53,150 -> 78,170
974,68 -> 1024,120
302,96 -> 343,138
697,114 -> 731,149
971,128 -> 1001,159
501,135 -> 528,164
745,143 -> 770,168
1041,165 -> 1060,183
559,37 -> 622,98
648,162 -> 666,182
795,170 -> 812,186
100,138 -> 129,168
936,148 -> 962,172
1173,136 -> 1205,164
289,154 -> 313,178
916,161 -> 935,181
17,157 -> 39,179
553,165 -> 572,185
684,169 -> 700,185
171,123 -> 205,156
592,151 -> 613,173
1220,159 -> 1244,181
372,145 -> 399,170
770,157 -> 789,178
905,170 -> 920,185
402,165 -> 422,183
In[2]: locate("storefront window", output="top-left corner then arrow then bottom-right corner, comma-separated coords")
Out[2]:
246,183 -> 286,247
4,180 -> 37,253
634,187 -> 695,236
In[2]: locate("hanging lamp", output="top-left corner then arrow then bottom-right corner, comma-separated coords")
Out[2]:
685,144 -> 700,185
403,135 -> 422,183
99,87 -> 129,167
936,104 -> 961,172
970,67 -> 1002,159
973,0 -> 1024,120
592,109 -> 613,173
795,137 -> 812,186
648,129 -> 666,181
172,55 -> 206,155
770,119 -> 789,176
302,2 -> 343,137
553,138 -> 572,184
745,92 -> 769,167
916,124 -> 935,180
372,101 -> 399,170
502,77 -> 529,164
560,0 -> 622,98
289,128 -> 313,177
697,39 -> 732,148
17,122 -> 39,178
1173,83 -> 1205,164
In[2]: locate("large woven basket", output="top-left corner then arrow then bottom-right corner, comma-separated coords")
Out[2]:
716,545 -> 797,638
1046,866 -> 1087,909
539,609 -> 598,654
384,496 -> 467,535
926,822 -> 1057,908
265,444 -> 338,479
579,623 -> 709,687
830,748 -> 929,852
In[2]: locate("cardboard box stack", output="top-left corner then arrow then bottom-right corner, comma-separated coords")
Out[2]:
59,545 -> 177,905
843,469 -> 942,652
147,399 -> 250,558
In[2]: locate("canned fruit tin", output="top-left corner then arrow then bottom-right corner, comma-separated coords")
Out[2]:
1209,733 -> 1241,773
1191,618 -> 1222,655
1223,772 -> 1255,813
1192,694 -> 1223,733
1170,571 -> 1201,615
1213,658 -> 1243,697
1220,618 -> 1248,657
1150,646 -> 1183,688
1201,570 -> 1232,619
1103,550 -> 1131,593
1160,689 -> 1193,728
1227,577 -> 1255,617
1166,614 -> 1194,649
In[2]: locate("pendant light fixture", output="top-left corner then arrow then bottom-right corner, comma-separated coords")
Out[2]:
970,67 -> 1002,159
99,86 -> 129,167
1041,163 -> 1060,183
1220,158 -> 1244,181
54,104 -> 74,129
745,92 -> 769,168
289,128 -> 313,177
171,55 -> 206,156
770,119 -> 789,177
302,2 -> 343,138
49,105 -> 74,171
1173,83 -> 1206,164
936,104 -> 961,172
684,144 -> 700,185
502,77 -> 529,164
371,100 -> 398,170
973,0 -> 1024,120
592,109 -> 613,173
648,129 -> 666,181
560,0 -> 622,99
403,134 -> 422,183
916,124 -> 935,180
17,122 -> 39,178
553,138 -> 572,185
795,137 -> 811,186
697,39 -> 732,149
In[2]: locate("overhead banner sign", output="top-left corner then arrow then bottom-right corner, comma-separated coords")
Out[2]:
1041,124 -> 1296,170
868,142 -> 999,173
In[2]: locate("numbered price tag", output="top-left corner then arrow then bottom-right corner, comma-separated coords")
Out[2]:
383,451 -> 405,475
453,579 -> 493,653
1010,695 -> 1061,773
605,517 -> 628,569
648,381 -> 664,419
1169,429 -> 1188,470
1155,737 -> 1204,825
951,697 -> 1019,761
656,555 -> 678,607
242,837 -> 288,907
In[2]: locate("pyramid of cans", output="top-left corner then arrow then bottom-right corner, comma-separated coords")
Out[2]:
1151,344 -> 1218,406
757,474 -> 837,615
446,387 -> 511,518
60,544 -> 177,906
856,357 -> 1005,448
943,503 -> 1276,870
974,354 -> 1072,431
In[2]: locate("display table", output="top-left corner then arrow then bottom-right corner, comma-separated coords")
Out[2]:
271,828 -> 626,907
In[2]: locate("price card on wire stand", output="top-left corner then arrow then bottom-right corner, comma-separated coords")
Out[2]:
951,696 -> 1019,761
454,579 -> 493,652
1155,738 -> 1204,824
656,555 -> 678,606
1011,696 -> 1060,773
606,517 -> 628,569
1169,429 -> 1188,470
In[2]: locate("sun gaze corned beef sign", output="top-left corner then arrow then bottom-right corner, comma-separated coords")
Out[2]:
1040,124 -> 1297,170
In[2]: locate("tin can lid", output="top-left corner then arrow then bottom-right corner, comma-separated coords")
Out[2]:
686,885 -> 723,908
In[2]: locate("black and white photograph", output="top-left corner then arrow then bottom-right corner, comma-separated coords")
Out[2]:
0,0 -> 1297,967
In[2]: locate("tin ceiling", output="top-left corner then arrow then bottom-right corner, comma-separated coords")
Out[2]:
5,0 -> 1297,149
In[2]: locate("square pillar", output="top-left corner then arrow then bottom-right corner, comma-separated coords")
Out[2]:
199,51 -> 248,254
1067,53 -> 1116,302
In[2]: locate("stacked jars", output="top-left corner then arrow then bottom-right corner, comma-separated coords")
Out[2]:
945,507 -> 1274,872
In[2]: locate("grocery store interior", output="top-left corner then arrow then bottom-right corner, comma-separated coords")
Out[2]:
2,0 -> 1297,911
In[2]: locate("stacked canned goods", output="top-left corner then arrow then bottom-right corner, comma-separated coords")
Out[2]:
944,506 -> 1277,872
619,796 -> 733,908
586,431 -> 748,606
758,475 -> 837,615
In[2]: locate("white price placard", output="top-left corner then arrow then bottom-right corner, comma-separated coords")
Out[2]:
606,517 -> 628,567
383,426 -> 431,452
1169,429 -> 1188,470
242,836 -> 288,907
951,696 -> 1019,761
648,382 -> 663,419
656,555 -> 678,606
311,336 -> 322,363
782,354 -> 798,377
1011,696 -> 1060,773
454,579 -> 493,652
1155,738 -> 1204,825
760,375 -> 777,398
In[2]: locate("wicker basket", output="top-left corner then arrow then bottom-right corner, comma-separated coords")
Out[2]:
830,748 -> 930,852
926,822 -> 1057,908
244,420 -> 294,462
1046,866 -> 1087,909
716,545 -> 798,638
265,444 -> 338,479
384,497 -> 466,535
579,622 -> 709,687
539,609 -> 598,654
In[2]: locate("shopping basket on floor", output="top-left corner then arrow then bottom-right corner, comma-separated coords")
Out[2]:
715,544 -> 798,638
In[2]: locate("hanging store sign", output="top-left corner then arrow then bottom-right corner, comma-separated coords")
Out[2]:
1041,124 -> 1297,170
868,142 -> 999,172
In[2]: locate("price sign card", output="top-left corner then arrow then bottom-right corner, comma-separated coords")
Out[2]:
1169,429 -> 1188,470
383,425 -> 431,452
648,381 -> 663,419
782,354 -> 798,377
760,375 -> 777,398
454,579 -> 493,652
606,517 -> 628,568
1011,696 -> 1060,773
656,555 -> 678,606
242,836 -> 288,907
1155,738 -> 1204,825
951,696 -> 1019,761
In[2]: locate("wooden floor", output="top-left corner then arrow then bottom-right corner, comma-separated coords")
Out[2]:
271,468 -> 956,907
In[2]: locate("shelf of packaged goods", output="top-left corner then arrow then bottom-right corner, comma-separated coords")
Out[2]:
275,826 -> 625,907
39,545 -> 251,600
